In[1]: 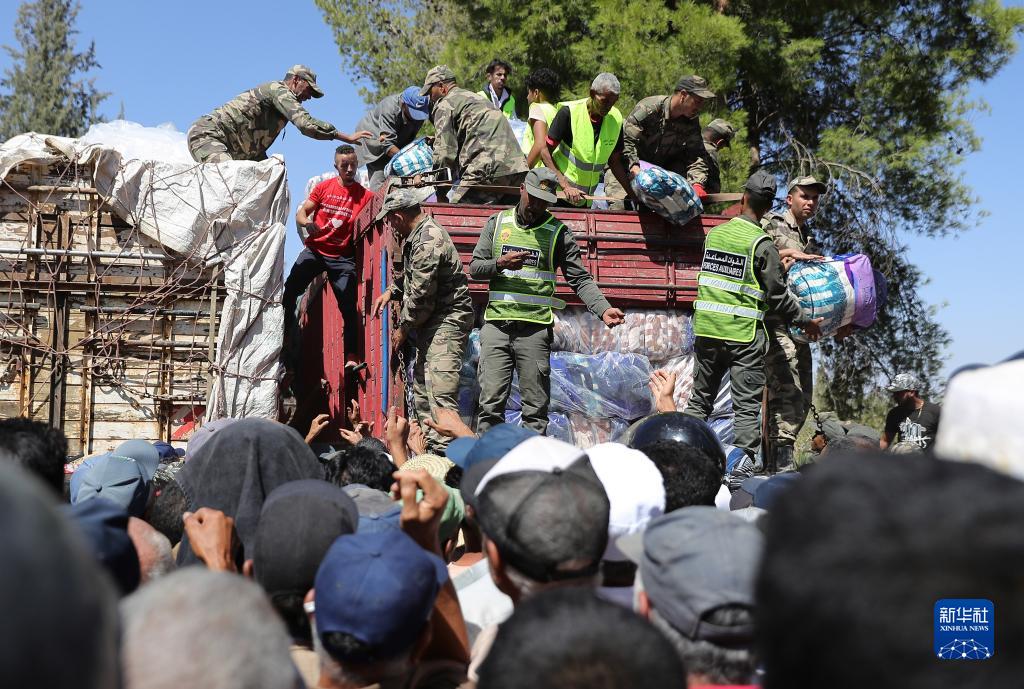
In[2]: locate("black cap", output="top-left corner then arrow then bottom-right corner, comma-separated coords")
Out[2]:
743,170 -> 777,202
476,456 -> 610,583
253,480 -> 358,599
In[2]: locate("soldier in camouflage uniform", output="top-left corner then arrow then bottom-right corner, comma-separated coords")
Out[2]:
187,65 -> 371,163
701,118 -> 736,194
760,175 -> 831,470
606,75 -> 715,209
371,186 -> 474,453
420,65 -> 529,204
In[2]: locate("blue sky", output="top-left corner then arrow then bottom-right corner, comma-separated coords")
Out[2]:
1,1 -> 1020,377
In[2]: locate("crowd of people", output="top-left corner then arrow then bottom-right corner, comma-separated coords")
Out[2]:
4,58 -> 1009,688
1,347 -> 1020,688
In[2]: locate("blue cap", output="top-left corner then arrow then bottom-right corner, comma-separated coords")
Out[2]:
63,498 -> 140,594
314,530 -> 447,662
112,439 -> 160,483
401,86 -> 431,121
151,440 -> 184,462
70,453 -> 150,517
752,472 -> 801,510
446,423 -> 537,470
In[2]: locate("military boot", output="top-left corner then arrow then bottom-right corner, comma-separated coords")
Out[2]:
774,444 -> 796,473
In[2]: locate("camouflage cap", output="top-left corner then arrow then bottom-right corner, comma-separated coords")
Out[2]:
743,170 -> 777,202
705,118 -> 736,142
287,64 -> 324,98
523,168 -> 559,203
787,175 -> 827,194
675,75 -> 715,99
374,186 -> 435,222
886,372 -> 923,393
420,65 -> 457,96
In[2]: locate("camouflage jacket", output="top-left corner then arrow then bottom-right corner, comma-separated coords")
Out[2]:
761,208 -> 821,328
622,95 -> 708,186
703,140 -> 723,194
392,215 -> 474,333
761,209 -> 820,255
432,87 -> 529,182
192,81 -> 337,161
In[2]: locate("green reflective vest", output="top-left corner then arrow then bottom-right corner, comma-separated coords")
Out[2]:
476,89 -> 517,119
485,209 -> 567,324
521,101 -> 558,166
693,216 -> 771,343
551,98 -> 623,206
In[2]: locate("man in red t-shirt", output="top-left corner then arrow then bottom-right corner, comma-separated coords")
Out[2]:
283,145 -> 374,370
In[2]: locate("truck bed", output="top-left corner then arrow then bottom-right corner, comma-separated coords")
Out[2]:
296,194 -> 730,441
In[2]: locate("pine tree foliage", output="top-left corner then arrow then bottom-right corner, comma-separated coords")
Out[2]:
0,0 -> 108,140
316,0 -> 1024,411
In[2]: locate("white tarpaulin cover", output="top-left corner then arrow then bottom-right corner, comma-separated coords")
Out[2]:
0,121 -> 287,419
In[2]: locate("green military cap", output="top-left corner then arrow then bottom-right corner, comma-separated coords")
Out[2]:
287,64 -> 324,98
743,170 -> 777,202
705,118 -> 736,142
420,65 -> 457,96
675,75 -> 715,99
787,175 -> 827,194
374,186 -> 436,222
524,168 -> 559,203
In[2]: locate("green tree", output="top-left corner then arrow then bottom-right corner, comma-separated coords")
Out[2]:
0,0 -> 108,140
317,0 -> 1024,414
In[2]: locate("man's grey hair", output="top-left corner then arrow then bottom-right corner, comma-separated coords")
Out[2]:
591,72 -> 621,95
127,517 -> 174,584
121,568 -> 301,689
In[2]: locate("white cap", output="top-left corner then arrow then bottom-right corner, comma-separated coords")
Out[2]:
586,442 -> 666,561
935,358 -> 1024,479
475,436 -> 586,496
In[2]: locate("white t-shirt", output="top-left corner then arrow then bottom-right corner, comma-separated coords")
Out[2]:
452,558 -> 513,646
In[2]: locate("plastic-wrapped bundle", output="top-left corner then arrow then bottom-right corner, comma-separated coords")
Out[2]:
787,254 -> 881,343
552,308 -> 695,362
504,410 -> 575,445
656,355 -> 696,411
503,352 -> 653,418
385,138 -> 433,177
549,352 -> 653,419
630,162 -> 703,227
567,414 -> 629,449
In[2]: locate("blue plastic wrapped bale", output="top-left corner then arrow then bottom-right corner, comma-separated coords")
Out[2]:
386,137 -> 433,177
630,163 -> 703,226
504,410 -> 575,444
549,352 -> 654,419
786,254 -> 881,343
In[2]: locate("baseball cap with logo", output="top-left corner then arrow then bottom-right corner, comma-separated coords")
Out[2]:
420,65 -> 457,96
474,436 -> 611,583
886,372 -> 923,392
617,506 -> 763,644
524,168 -> 560,203
314,530 -> 448,662
675,75 -> 716,99
787,175 -> 827,194
287,64 -> 324,98
401,86 -> 431,121
374,186 -> 436,222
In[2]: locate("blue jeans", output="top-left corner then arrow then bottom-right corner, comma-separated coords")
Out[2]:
283,248 -> 359,363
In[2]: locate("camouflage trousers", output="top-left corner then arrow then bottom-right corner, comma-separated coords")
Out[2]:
187,120 -> 234,163
411,322 -> 470,453
765,324 -> 813,446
